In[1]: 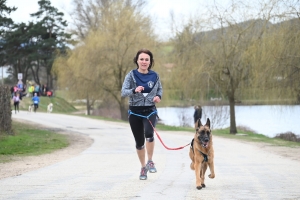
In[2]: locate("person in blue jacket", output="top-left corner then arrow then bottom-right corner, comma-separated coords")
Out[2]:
32,93 -> 40,112
121,49 -> 163,180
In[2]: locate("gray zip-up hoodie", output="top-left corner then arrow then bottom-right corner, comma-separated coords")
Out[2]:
121,70 -> 163,106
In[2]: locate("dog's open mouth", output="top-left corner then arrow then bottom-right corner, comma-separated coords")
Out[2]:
201,141 -> 209,148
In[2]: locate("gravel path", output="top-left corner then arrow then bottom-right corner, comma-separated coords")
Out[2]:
0,111 -> 299,200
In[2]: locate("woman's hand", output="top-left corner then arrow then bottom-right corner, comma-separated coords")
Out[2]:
135,86 -> 144,93
153,96 -> 161,103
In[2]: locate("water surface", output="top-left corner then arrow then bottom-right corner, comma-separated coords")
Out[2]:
157,105 -> 300,137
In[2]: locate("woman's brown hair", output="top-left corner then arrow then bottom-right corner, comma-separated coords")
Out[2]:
133,48 -> 155,70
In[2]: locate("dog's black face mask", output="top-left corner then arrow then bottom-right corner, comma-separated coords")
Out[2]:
197,129 -> 211,148
195,118 -> 211,148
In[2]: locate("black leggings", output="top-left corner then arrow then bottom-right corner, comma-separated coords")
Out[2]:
14,102 -> 19,113
129,113 -> 157,149
34,104 -> 39,112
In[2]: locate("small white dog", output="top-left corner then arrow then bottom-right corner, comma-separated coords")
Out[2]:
47,103 -> 53,113
28,104 -> 33,113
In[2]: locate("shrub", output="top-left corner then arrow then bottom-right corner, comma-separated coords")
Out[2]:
274,132 -> 300,142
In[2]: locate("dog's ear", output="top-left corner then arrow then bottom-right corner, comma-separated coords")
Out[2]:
205,118 -> 210,129
195,118 -> 203,130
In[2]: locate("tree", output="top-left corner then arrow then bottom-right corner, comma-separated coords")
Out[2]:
0,85 -> 12,135
0,0 -> 17,79
30,0 -> 71,88
2,23 -> 35,83
1,0 -> 71,88
0,0 -> 16,38
55,0 -> 158,119
69,0 -> 147,40
169,0 -> 295,134
263,19 -> 300,104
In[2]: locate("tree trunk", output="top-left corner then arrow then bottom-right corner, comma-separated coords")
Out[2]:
50,76 -> 53,90
0,85 -> 13,135
120,97 -> 128,121
47,73 -> 53,89
86,94 -> 90,115
228,94 -> 237,134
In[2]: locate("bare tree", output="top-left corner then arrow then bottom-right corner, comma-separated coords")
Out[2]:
70,0 -> 147,40
168,0 -> 297,133
55,0 -> 158,119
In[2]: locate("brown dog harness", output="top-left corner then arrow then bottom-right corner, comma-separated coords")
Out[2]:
190,139 -> 208,163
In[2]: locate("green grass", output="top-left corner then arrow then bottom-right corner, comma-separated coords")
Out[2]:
156,124 -> 194,132
212,128 -> 300,148
13,95 -> 77,113
0,121 -> 69,163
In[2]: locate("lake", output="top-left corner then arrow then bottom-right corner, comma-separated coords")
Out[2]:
157,105 -> 300,138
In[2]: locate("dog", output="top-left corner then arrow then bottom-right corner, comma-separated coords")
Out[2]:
189,118 -> 215,190
47,103 -> 53,113
28,104 -> 33,113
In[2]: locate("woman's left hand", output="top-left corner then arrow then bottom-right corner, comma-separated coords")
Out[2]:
153,96 -> 161,103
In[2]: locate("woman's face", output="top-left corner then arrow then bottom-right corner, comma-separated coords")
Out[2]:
137,53 -> 151,70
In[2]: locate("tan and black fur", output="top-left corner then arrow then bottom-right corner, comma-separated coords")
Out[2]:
189,118 -> 215,190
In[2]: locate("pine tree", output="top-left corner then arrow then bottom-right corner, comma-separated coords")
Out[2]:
3,22 -> 36,83
0,0 -> 16,37
30,0 -> 71,88
0,0 -> 17,68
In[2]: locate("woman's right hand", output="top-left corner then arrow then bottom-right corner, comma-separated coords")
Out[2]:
135,86 -> 144,93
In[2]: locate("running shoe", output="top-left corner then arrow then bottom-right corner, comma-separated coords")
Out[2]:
146,160 -> 157,173
139,167 -> 148,180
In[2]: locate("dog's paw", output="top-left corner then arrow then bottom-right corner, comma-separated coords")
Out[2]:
196,186 -> 202,190
201,183 -> 206,188
208,174 -> 215,179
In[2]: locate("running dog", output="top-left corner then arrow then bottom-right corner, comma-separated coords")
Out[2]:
47,103 -> 53,113
189,118 -> 215,190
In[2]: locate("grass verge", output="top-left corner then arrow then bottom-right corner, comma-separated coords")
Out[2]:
71,114 -> 300,148
212,128 -> 300,148
0,121 -> 69,163
13,96 -> 77,113
155,123 -> 300,148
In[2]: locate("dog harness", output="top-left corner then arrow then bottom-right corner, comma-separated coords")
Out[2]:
190,139 -> 208,163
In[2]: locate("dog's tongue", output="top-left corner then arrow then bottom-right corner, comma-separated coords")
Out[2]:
202,142 -> 208,148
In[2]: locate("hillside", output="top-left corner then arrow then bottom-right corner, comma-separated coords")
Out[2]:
13,95 -> 77,113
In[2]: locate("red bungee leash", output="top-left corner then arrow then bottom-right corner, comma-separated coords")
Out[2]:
128,110 -> 191,150
147,119 -> 191,150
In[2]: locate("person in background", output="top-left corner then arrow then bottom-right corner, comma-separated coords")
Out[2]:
34,84 -> 40,96
121,48 -> 163,180
12,92 -> 20,114
42,84 -> 48,96
13,84 -> 18,94
28,84 -> 33,97
22,84 -> 27,94
193,105 -> 202,123
47,90 -> 53,97
17,79 -> 23,91
32,93 -> 40,112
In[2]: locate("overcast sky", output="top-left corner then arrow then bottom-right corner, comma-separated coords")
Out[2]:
6,0 -> 213,40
